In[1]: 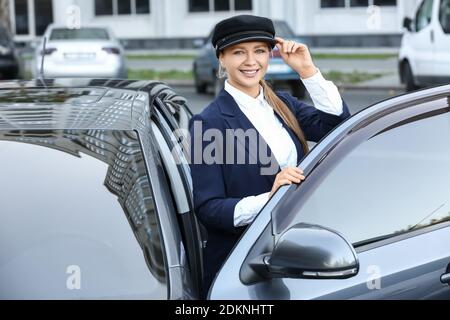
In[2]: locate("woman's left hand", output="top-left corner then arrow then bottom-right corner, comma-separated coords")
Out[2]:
275,37 -> 317,79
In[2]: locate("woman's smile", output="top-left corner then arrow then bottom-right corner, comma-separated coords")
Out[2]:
219,41 -> 270,96
240,68 -> 260,78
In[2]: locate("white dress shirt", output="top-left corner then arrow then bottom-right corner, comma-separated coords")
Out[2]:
226,69 -> 344,227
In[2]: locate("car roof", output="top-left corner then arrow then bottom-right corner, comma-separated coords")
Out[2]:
0,78 -> 187,131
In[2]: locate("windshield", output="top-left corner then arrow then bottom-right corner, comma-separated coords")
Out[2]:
50,28 -> 111,41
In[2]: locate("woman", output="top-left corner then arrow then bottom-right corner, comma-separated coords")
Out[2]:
189,15 -> 350,297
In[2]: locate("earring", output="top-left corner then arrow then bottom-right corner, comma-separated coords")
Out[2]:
217,64 -> 227,79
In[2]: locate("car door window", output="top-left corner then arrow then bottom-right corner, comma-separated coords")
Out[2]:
439,0 -> 450,33
416,0 -> 434,32
273,99 -> 450,246
0,129 -> 167,299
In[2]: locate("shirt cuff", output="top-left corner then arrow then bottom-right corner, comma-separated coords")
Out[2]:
301,69 -> 344,116
233,192 -> 271,227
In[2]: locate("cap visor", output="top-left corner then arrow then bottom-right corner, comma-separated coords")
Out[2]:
218,36 -> 277,52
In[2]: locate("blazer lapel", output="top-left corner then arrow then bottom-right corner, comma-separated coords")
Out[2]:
216,90 -> 279,183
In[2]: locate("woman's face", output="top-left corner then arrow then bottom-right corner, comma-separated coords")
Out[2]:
220,41 -> 270,97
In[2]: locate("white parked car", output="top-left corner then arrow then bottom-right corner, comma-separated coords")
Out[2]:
35,25 -> 127,79
399,0 -> 450,91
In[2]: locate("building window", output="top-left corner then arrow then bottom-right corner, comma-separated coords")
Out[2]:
95,0 -> 151,16
35,0 -> 54,36
14,0 -> 29,35
189,0 -> 209,12
214,0 -> 229,12
118,0 -> 132,15
136,0 -> 151,14
95,0 -> 113,16
350,0 -> 369,7
321,0 -> 345,7
234,0 -> 252,11
188,0 -> 252,12
321,0 -> 396,8
373,0 -> 397,5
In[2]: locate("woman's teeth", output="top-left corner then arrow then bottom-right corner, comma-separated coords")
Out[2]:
241,70 -> 258,75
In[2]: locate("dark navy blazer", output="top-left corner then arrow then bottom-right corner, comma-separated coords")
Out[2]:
189,89 -> 351,293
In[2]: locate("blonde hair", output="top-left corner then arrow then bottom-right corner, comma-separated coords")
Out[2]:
260,80 -> 309,154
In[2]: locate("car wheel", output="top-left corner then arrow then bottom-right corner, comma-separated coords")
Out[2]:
290,80 -> 306,99
402,61 -> 418,92
193,67 -> 207,94
0,70 -> 18,80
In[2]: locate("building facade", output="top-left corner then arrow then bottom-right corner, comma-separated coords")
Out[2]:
7,0 -> 422,47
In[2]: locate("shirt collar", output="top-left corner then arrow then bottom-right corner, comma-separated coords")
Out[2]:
224,80 -> 266,110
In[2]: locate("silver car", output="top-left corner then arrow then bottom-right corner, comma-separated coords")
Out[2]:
0,79 -> 449,300
35,25 -> 127,79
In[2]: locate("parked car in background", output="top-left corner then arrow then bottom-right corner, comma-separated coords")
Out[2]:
0,25 -> 20,80
399,0 -> 450,91
193,20 -> 306,98
35,25 -> 127,79
0,79 -> 449,299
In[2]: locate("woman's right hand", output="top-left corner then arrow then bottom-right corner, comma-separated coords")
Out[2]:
269,167 -> 305,198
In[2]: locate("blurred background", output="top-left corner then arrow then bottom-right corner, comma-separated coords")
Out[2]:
1,0 -> 448,114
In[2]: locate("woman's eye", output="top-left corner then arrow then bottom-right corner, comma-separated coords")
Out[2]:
233,51 -> 244,55
256,49 -> 267,54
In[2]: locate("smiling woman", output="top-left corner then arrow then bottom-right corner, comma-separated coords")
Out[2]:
219,42 -> 271,97
189,14 -> 350,297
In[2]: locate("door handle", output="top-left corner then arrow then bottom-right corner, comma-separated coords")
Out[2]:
441,273 -> 450,285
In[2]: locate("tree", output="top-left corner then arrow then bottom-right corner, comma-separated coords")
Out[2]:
0,0 -> 11,32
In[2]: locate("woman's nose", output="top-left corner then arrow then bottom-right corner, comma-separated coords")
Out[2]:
244,53 -> 257,65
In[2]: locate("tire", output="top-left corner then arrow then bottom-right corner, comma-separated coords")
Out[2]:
0,66 -> 19,80
402,61 -> 418,92
193,66 -> 207,94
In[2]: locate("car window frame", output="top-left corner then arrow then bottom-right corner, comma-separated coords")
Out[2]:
143,94 -> 203,298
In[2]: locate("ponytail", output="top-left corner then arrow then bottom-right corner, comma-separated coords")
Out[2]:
260,80 -> 309,154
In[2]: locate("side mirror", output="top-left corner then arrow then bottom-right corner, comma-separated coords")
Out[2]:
193,38 -> 206,49
264,223 -> 358,279
403,17 -> 413,32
